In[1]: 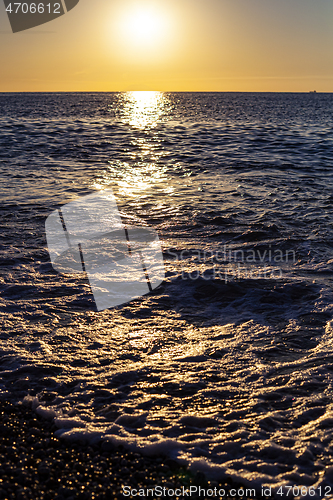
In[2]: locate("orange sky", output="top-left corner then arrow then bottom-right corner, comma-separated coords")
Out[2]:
0,0 -> 332,92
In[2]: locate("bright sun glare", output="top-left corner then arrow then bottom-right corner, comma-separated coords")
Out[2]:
125,10 -> 164,44
114,3 -> 173,59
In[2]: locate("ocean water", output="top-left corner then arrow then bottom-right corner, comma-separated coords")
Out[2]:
1,92 -> 333,493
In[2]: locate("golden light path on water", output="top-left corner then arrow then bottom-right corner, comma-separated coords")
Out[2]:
92,91 -> 174,200
124,91 -> 166,128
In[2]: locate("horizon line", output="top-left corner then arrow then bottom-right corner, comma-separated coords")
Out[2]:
0,90 -> 330,94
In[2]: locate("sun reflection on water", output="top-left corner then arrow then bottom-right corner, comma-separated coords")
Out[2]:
124,91 -> 167,129
92,91 -> 173,200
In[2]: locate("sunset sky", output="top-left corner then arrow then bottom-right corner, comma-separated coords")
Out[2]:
0,0 -> 332,92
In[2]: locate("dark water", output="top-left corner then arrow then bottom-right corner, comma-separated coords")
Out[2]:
1,92 -> 333,491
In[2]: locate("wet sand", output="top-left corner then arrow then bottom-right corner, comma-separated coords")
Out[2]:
0,401 -> 262,500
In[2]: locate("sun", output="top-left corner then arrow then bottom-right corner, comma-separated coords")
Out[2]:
112,3 -> 174,60
123,9 -> 166,45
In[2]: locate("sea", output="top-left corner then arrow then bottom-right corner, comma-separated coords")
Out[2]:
1,92 -> 333,494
